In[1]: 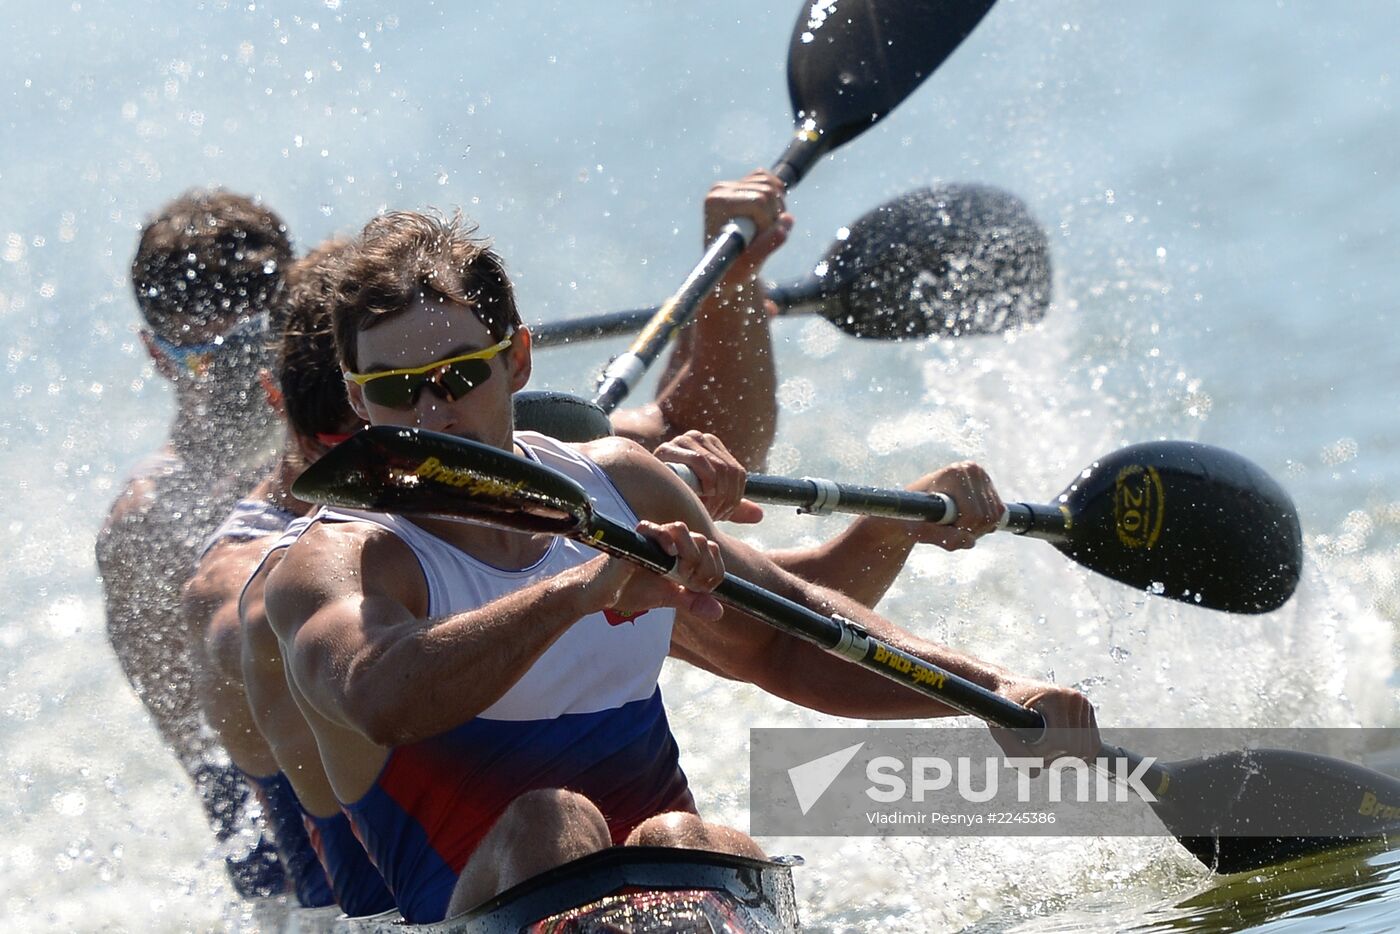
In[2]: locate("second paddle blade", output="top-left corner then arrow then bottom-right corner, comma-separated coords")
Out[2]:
1056,441 -> 1302,614
1150,748 -> 1400,874
292,426 -> 590,535
787,0 -> 996,157
820,183 -> 1051,339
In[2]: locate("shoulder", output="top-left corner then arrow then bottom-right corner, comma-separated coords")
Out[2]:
272,519 -> 398,586
267,518 -> 428,621
577,437 -> 714,531
183,535 -> 275,608
578,435 -> 654,477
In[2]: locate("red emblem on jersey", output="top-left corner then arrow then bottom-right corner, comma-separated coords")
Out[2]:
603,608 -> 648,626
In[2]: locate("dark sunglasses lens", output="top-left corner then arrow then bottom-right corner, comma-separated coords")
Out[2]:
438,358 -> 492,400
362,372 -> 422,408
361,357 -> 494,408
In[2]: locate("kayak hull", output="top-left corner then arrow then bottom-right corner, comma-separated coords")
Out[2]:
332,847 -> 802,933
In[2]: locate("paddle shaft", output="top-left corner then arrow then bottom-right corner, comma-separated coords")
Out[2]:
584,508 -> 1042,733
592,138 -> 822,413
586,509 -> 1187,799
291,425 -> 1330,868
531,278 -> 823,347
668,464 -> 1070,541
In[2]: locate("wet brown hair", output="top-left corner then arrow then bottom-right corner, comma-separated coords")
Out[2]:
131,189 -> 293,340
277,238 -> 359,441
330,210 -> 521,372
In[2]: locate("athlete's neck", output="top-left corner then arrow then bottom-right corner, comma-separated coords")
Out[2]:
169,386 -> 274,470
267,452 -> 314,517
432,433 -> 547,565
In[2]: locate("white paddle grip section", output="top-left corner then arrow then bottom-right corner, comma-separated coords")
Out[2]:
721,217 -> 757,245
996,506 -> 1012,530
667,462 -> 701,492
798,477 -> 840,515
830,614 -> 871,661
929,492 -> 958,525
598,352 -> 648,394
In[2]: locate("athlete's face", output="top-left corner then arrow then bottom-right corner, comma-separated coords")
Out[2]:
345,293 -> 531,451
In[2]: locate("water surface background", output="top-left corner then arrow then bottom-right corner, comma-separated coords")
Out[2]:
2,0 -> 1398,930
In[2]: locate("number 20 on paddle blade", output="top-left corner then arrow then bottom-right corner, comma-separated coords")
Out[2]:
1052,441 -> 1303,614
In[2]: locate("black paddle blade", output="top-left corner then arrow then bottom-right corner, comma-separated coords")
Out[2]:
787,0 -> 996,157
513,390 -> 615,442
1056,441 -> 1302,614
291,426 -> 591,535
1151,748 -> 1400,874
819,183 -> 1051,339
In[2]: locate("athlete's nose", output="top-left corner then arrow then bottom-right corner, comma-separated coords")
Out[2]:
412,391 -> 456,434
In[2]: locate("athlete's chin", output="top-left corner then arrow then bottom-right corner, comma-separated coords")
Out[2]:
446,428 -> 513,452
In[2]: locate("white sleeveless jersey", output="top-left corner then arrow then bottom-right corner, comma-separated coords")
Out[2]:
260,433 -> 691,922
297,432 -> 676,720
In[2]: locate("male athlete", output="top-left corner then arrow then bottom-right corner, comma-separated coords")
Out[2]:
181,240 -> 396,916
116,168 -> 788,905
97,189 -> 288,895
261,210 -> 1098,923
198,196 -> 789,918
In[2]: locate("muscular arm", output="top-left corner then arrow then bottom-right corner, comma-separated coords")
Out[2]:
239,555 -> 345,817
765,518 -> 921,609
596,444 -> 1025,720
610,171 -> 789,469
97,477 -> 208,766
183,542 -> 263,683
181,540 -> 281,775
263,521 -> 639,748
622,278 -> 778,468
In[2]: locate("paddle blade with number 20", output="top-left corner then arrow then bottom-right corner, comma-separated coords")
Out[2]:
1037,442 -> 1303,615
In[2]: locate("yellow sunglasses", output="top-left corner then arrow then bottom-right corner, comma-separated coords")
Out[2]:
345,337 -> 512,408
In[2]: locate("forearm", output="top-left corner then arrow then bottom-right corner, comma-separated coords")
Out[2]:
654,279 -> 777,469
767,517 -> 921,608
323,558 -> 614,746
717,551 -> 1012,719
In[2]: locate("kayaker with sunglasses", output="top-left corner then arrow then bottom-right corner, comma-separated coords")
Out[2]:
202,228 -> 795,920
259,208 -> 1099,925
96,188 -> 290,898
102,172 -> 790,913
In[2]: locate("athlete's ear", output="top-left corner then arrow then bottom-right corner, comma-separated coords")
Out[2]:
506,326 -> 532,393
345,375 -> 371,421
259,369 -> 285,414
139,329 -> 180,383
